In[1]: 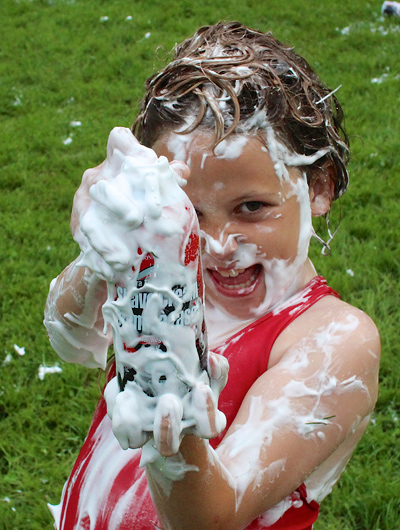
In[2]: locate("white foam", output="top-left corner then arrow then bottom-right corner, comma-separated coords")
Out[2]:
214,136 -> 249,160
13,344 -> 25,356
38,364 -> 63,380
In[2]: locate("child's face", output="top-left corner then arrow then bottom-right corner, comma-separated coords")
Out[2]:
153,134 -> 315,320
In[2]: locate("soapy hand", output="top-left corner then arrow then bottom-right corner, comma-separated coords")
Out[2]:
104,350 -> 228,460
71,127 -> 190,280
154,350 -> 229,457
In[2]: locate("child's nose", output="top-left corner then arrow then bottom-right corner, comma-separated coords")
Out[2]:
202,227 -> 240,258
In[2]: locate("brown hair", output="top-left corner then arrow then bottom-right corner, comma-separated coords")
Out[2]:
132,21 -> 349,200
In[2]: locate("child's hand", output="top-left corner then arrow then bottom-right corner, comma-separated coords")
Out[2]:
70,127 -> 190,276
104,351 -> 229,460
154,351 -> 229,457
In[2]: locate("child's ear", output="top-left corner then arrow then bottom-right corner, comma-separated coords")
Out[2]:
309,173 -> 334,217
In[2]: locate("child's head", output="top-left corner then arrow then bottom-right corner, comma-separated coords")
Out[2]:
132,22 -> 351,317
133,21 -> 349,202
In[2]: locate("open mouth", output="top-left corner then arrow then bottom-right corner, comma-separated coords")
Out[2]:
208,264 -> 262,297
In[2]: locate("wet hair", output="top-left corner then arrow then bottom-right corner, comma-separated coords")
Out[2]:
132,21 -> 350,200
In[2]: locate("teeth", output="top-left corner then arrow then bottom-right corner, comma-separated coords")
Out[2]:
218,268 -> 245,278
220,270 -> 258,289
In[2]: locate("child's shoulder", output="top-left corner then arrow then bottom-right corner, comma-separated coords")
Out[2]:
270,293 -> 381,369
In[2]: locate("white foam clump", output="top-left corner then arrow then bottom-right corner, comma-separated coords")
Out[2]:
3,354 -> 12,366
77,129 -> 186,280
38,364 -> 63,380
213,136 -> 249,160
76,127 -> 226,463
13,344 -> 25,356
264,124 -> 331,182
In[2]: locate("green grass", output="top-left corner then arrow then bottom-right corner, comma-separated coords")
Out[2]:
1,0 -> 399,528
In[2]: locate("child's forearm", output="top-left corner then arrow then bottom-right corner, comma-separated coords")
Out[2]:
44,257 -> 111,369
146,435 -> 240,530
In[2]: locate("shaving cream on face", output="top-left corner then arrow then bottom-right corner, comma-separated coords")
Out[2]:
200,171 -> 314,329
76,128 -> 226,463
158,127 -> 330,329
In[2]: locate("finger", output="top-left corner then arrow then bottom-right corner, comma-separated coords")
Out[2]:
80,163 -> 108,193
208,351 -> 227,380
154,394 -> 183,457
107,127 -> 157,164
112,391 -> 149,450
208,352 -> 229,396
191,383 -> 226,439
170,160 -> 190,182
104,376 -> 120,418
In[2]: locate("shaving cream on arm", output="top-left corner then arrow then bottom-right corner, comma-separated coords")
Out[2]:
44,257 -> 111,369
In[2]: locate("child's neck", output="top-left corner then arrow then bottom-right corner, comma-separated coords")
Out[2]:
206,302 -> 255,349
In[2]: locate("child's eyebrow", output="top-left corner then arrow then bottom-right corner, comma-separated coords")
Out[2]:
233,191 -> 282,202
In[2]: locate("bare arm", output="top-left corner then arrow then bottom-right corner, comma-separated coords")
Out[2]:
145,301 -> 380,530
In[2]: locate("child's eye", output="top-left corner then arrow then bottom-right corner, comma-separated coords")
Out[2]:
238,201 -> 264,213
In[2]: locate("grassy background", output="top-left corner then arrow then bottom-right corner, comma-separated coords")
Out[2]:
0,0 -> 399,528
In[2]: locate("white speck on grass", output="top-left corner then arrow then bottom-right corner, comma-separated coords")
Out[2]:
371,73 -> 389,84
14,344 -> 25,356
38,364 -> 63,380
70,120 -> 82,127
346,269 -> 354,277
3,354 -> 12,366
63,137 -> 73,146
144,32 -> 151,38
340,26 -> 350,35
100,16 -> 109,22
126,15 -> 133,20
47,245 -> 51,251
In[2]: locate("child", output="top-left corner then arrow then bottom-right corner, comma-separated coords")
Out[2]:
44,22 -> 380,530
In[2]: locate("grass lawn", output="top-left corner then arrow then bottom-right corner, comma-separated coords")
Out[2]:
1,0 -> 399,528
